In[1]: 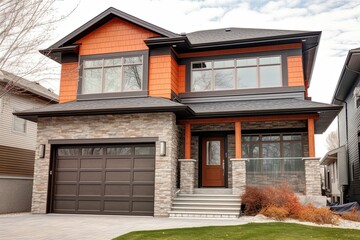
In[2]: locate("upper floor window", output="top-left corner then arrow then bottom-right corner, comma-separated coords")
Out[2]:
82,56 -> 143,94
191,56 -> 282,92
13,115 -> 26,133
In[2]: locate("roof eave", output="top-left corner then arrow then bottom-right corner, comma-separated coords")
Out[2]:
332,48 -> 360,105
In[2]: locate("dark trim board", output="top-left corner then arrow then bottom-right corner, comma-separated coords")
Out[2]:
48,137 -> 159,145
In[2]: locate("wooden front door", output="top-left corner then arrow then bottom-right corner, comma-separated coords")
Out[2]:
202,137 -> 225,187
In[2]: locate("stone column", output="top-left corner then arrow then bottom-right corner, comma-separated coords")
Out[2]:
178,159 -> 196,194
303,157 -> 321,195
230,158 -> 247,196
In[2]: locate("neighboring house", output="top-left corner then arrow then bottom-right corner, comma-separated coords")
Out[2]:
0,70 -> 58,213
321,48 -> 360,205
15,7 -> 341,218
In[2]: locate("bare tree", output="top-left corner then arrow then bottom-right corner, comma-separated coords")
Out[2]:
0,0 -> 76,98
326,130 -> 339,151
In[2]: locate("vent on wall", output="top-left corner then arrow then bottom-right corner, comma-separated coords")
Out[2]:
354,87 -> 360,108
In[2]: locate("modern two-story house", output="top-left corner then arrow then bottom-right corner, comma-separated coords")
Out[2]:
321,48 -> 360,205
15,7 -> 341,217
0,70 -> 58,213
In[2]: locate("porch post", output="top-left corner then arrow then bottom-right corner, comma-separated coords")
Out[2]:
232,121 -> 246,196
308,118 -> 315,157
235,121 -> 242,158
185,123 -> 191,159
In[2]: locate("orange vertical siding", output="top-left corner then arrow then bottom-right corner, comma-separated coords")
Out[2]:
148,55 -> 172,98
170,56 -> 179,95
59,62 -> 78,103
287,56 -> 305,87
178,65 -> 186,93
76,18 -> 158,55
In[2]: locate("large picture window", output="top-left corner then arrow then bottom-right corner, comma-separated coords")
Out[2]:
82,56 -> 143,94
191,56 -> 282,92
242,133 -> 303,172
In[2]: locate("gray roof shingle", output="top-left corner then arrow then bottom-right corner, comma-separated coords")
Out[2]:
186,27 -> 315,45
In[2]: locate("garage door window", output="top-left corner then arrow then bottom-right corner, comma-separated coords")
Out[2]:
106,147 -> 132,155
82,147 -> 103,156
58,148 -> 79,156
135,146 -> 155,155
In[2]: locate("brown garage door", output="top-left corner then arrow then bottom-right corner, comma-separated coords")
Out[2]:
50,144 -> 155,215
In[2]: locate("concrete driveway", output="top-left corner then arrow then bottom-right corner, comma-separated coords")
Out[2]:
0,213 -> 263,240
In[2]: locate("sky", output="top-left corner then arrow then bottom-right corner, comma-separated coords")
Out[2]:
42,0 -> 360,157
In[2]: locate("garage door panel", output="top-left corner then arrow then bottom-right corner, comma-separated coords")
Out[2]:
133,185 -> 154,196
104,184 -> 130,196
132,201 -> 154,213
56,171 -> 78,182
57,159 -> 78,169
55,184 -> 77,196
79,171 -> 102,181
80,158 -> 102,168
78,184 -> 102,196
133,171 -> 154,182
53,200 -> 76,211
78,200 -> 101,211
51,143 -> 155,215
104,201 -> 130,212
106,158 -> 131,169
105,171 -> 131,181
134,158 -> 155,169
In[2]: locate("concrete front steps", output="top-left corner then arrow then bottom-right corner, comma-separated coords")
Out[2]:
169,188 -> 241,219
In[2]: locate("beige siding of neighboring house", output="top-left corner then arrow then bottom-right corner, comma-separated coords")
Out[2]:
0,91 -> 49,151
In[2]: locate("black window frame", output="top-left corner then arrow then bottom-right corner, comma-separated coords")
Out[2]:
77,50 -> 149,100
190,55 -> 283,92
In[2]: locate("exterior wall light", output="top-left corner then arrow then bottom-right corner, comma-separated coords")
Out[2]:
160,141 -> 166,156
39,144 -> 45,158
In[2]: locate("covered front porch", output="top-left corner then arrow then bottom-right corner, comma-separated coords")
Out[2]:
177,114 -> 321,197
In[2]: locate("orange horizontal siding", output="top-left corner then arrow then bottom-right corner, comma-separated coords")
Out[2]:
76,18 -> 158,55
171,56 -> 179,95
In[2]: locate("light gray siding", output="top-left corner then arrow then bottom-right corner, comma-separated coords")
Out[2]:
0,89 -> 49,151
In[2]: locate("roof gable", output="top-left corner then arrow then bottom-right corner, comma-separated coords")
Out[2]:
44,7 -> 178,51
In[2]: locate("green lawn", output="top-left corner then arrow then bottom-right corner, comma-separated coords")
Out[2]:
113,222 -> 360,240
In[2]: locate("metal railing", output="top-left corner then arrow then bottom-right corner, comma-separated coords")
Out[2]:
245,157 -> 305,193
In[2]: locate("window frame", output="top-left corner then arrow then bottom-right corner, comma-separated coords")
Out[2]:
191,55 -> 282,92
77,50 -> 149,100
242,133 -> 304,172
13,114 -> 27,134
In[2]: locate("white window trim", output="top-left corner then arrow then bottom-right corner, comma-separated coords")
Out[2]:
12,108 -> 27,134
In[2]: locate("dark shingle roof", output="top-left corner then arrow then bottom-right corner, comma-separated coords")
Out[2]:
187,98 -> 341,134
186,27 -> 315,45
14,97 -> 189,121
0,70 -> 58,102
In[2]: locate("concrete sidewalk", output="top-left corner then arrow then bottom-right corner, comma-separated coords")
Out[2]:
0,213 -> 264,240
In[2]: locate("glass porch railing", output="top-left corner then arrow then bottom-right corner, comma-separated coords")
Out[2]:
245,157 -> 305,194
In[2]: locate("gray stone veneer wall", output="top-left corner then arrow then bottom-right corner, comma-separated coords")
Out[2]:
179,159 -> 196,194
303,157 -> 322,195
231,159 -> 247,195
33,113 -> 178,217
